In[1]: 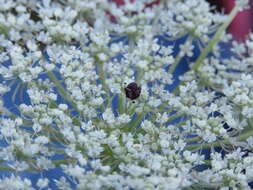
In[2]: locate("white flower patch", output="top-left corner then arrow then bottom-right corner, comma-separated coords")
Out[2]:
90,97 -> 104,106
116,114 -> 131,124
107,81 -> 121,94
102,108 -> 116,124
148,97 -> 161,108
36,178 -> 49,189
0,175 -> 32,190
119,163 -> 150,177
62,164 -> 85,179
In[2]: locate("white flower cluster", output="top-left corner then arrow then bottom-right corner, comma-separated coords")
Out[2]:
0,0 -> 252,189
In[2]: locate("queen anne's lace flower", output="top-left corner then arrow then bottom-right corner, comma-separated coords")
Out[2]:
0,0 -> 252,189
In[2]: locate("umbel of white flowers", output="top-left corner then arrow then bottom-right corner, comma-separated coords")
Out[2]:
0,0 -> 253,189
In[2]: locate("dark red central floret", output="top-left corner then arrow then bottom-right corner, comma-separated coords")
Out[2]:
124,82 -> 141,100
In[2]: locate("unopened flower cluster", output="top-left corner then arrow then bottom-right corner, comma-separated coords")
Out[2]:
0,0 -> 252,189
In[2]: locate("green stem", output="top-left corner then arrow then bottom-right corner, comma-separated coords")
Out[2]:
168,36 -> 193,74
166,112 -> 184,124
127,102 -> 138,116
96,61 -> 110,109
184,136 -> 202,143
118,93 -> 125,114
237,129 -> 253,141
52,159 -> 75,167
168,53 -> 182,74
183,188 -> 194,190
0,25 -> 9,37
192,5 -> 240,71
47,72 -> 78,110
0,165 -> 15,171
190,182 -> 219,189
123,111 -> 147,132
130,111 -> 147,131
172,5 -> 240,94
186,129 -> 253,150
